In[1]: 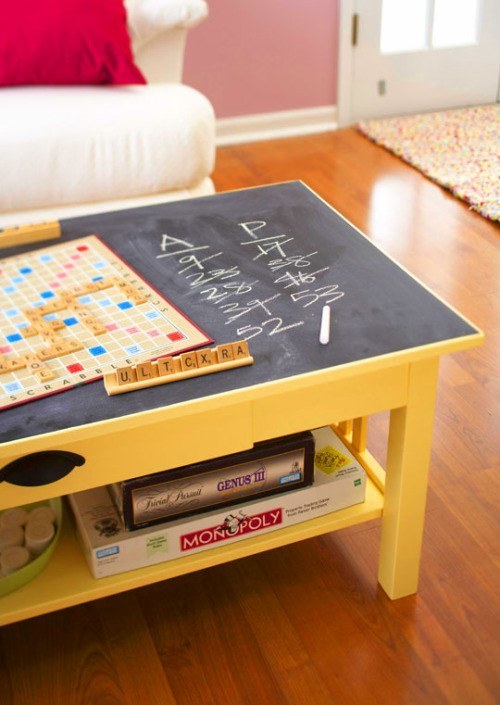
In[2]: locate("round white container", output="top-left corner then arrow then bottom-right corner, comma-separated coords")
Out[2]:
1,546 -> 30,576
26,505 -> 57,527
25,522 -> 56,556
0,525 -> 25,551
0,507 -> 28,529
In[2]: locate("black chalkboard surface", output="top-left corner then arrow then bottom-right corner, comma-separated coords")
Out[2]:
0,181 -> 478,443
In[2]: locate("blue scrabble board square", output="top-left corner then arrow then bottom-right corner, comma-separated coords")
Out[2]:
117,301 -> 133,310
89,345 -> 107,357
125,344 -> 142,355
19,267 -> 32,275
43,313 -> 57,322
40,291 -> 55,299
92,276 -> 104,282
99,299 -> 112,307
93,261 -> 107,269
12,276 -> 24,284
89,345 -> 107,356
4,286 -> 16,294
5,308 -> 19,317
6,333 -> 22,343
145,310 -> 160,320
63,317 -> 78,327
78,295 -> 92,304
4,381 -> 23,394
39,254 -> 53,262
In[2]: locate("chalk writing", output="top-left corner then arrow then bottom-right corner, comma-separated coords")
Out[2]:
274,267 -> 330,288
238,220 -> 345,311
235,318 -> 305,341
290,285 -> 345,307
240,234 -> 293,260
155,218 -> 344,340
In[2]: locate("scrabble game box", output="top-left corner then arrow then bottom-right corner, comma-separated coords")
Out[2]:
109,431 -> 315,530
68,426 -> 367,579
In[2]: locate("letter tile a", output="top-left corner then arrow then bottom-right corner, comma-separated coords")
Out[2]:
231,340 -> 250,359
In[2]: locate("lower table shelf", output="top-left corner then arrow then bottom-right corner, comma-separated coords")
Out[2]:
0,478 -> 383,626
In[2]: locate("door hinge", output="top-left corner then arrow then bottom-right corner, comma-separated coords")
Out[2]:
352,13 -> 359,46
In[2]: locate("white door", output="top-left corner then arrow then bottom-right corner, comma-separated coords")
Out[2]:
346,0 -> 500,122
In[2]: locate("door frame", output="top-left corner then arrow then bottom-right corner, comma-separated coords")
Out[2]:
337,0 -> 357,127
337,0 -> 500,127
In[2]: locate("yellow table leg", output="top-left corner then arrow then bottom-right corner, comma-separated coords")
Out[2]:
378,357 -> 439,599
338,419 -> 353,437
352,416 -> 368,452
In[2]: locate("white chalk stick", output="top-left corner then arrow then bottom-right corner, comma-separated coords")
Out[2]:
319,305 -> 331,345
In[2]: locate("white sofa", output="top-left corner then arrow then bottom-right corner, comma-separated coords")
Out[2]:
0,0 -> 215,228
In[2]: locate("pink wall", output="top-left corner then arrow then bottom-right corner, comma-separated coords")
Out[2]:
183,0 -> 339,119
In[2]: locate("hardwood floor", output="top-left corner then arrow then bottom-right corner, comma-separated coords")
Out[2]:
1,128 -> 498,705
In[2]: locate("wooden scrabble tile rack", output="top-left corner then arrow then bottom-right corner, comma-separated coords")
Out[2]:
103,341 -> 253,396
0,221 -> 61,248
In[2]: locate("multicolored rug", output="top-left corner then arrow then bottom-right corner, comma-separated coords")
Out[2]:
358,104 -> 500,221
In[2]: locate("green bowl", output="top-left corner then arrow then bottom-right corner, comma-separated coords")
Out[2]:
0,498 -> 62,598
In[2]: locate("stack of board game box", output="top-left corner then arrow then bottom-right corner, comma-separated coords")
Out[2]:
68,426 -> 366,579
109,430 -> 316,530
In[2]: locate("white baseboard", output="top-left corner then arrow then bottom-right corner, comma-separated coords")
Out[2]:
216,105 -> 338,146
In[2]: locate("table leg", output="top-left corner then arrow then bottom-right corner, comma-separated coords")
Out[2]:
352,416 -> 368,452
378,357 -> 440,599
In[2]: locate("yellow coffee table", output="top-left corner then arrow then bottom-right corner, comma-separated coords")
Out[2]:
0,182 -> 482,625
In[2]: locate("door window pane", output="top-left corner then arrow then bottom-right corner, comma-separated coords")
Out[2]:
380,0 -> 429,54
432,0 -> 479,48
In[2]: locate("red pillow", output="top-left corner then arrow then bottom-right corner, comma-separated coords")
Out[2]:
0,0 -> 146,86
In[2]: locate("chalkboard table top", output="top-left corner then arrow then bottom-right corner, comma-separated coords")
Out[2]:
0,181 -> 482,447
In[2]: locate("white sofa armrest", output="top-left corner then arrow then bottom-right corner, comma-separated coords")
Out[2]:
134,27 -> 186,83
125,0 -> 208,51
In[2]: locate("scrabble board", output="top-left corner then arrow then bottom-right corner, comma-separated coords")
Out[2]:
0,235 -> 211,410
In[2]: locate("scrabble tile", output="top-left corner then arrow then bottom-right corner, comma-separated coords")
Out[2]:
130,294 -> 147,305
36,344 -> 68,360
0,357 -> 26,373
136,361 -> 156,381
68,285 -> 86,296
96,278 -> 114,290
196,348 -> 215,367
61,294 -> 77,304
63,340 -> 84,354
24,355 -> 48,371
216,344 -> 234,363
156,356 -> 176,376
43,335 -> 63,345
35,368 -> 56,382
116,366 -> 137,386
232,340 -> 250,359
84,320 -> 107,335
180,352 -> 198,371
8,358 -> 27,371
34,324 -> 56,337
24,309 -> 43,321
21,353 -> 37,363
83,282 -> 99,293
